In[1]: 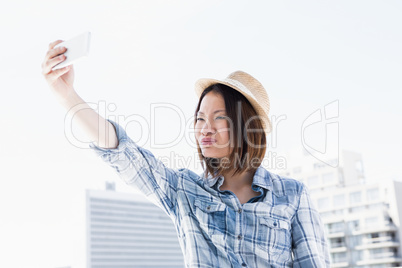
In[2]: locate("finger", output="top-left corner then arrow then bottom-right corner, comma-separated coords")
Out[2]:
47,66 -> 71,81
42,54 -> 66,75
42,54 -> 67,75
42,45 -> 67,74
48,40 -> 64,49
45,45 -> 67,62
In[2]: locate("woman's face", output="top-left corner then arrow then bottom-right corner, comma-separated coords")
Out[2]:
195,91 -> 232,158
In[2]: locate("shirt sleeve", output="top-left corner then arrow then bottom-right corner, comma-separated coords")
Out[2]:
89,119 -> 180,218
291,184 -> 331,267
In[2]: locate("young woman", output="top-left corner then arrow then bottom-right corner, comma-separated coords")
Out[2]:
42,40 -> 330,267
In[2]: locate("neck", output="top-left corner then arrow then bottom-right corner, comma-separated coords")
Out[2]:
221,169 -> 255,190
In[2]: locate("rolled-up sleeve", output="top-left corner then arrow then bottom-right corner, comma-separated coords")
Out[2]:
291,184 -> 331,267
89,119 -> 180,218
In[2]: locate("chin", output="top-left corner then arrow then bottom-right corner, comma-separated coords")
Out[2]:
201,151 -> 216,158
201,151 -> 228,159
201,152 -> 214,158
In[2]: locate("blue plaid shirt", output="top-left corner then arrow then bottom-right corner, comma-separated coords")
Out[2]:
89,119 -> 330,267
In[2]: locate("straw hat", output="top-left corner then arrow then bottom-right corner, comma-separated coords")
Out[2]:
194,70 -> 272,134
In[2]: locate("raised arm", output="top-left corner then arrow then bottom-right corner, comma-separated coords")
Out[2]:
41,39 -> 180,218
41,39 -> 117,149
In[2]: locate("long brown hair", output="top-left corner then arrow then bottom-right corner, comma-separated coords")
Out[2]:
194,83 -> 267,180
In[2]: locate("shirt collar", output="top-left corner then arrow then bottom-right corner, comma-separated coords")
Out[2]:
204,165 -> 273,191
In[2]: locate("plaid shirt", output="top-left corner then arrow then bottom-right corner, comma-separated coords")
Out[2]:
89,119 -> 330,268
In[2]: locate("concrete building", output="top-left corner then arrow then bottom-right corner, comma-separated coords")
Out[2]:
86,183 -> 184,268
279,149 -> 402,267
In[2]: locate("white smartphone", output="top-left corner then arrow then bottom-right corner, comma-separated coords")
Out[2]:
52,31 -> 91,70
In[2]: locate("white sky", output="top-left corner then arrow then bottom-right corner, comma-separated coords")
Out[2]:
0,1 -> 401,267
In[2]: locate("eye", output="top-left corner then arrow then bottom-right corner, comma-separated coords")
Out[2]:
216,116 -> 226,120
196,117 -> 204,121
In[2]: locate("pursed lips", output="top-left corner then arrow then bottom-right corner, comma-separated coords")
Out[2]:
200,138 -> 217,144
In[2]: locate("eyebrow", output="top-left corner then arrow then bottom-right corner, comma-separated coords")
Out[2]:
197,109 -> 226,115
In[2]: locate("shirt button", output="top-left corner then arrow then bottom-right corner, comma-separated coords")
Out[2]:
238,208 -> 242,213
242,263 -> 247,267
206,205 -> 211,210
273,222 -> 277,227
237,234 -> 242,240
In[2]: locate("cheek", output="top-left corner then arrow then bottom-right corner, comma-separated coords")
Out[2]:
194,122 -> 202,132
222,131 -> 231,143
218,123 -> 230,138
194,127 -> 201,141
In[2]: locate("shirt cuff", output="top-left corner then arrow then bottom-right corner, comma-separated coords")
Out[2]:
88,119 -> 128,154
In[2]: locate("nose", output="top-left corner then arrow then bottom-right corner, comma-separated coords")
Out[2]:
200,120 -> 216,136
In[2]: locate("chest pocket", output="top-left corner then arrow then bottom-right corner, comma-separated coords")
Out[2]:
257,216 -> 291,255
194,199 -> 227,236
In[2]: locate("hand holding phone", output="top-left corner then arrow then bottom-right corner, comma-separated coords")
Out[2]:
42,32 -> 91,105
52,31 -> 91,71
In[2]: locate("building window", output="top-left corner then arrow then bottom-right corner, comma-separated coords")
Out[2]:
365,216 -> 379,229
367,203 -> 383,211
355,160 -> 364,173
321,211 -> 333,218
349,235 -> 362,247
327,222 -> 344,234
322,172 -> 336,184
293,166 -> 302,174
330,237 -> 344,248
333,209 -> 344,216
332,252 -> 347,263
323,186 -> 337,192
384,216 -> 393,226
351,250 -> 362,262
338,171 -> 345,185
368,232 -> 380,242
366,188 -> 380,201
350,205 -> 365,214
309,188 -> 321,195
313,162 -> 326,169
333,194 -> 345,207
349,191 -> 362,204
348,220 -> 360,232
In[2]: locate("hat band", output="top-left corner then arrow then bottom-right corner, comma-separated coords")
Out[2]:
224,78 -> 253,97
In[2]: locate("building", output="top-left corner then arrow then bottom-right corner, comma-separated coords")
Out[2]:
86,183 -> 184,268
278,149 -> 402,268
